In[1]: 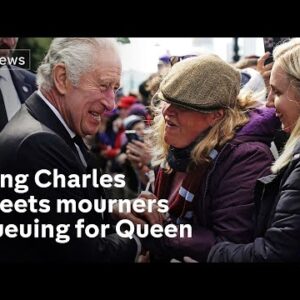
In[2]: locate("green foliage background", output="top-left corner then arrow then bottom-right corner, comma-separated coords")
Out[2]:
16,38 -> 53,73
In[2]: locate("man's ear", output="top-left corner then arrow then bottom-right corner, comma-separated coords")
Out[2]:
53,63 -> 68,95
209,109 -> 225,126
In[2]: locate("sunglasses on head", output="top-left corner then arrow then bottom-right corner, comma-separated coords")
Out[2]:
169,55 -> 197,66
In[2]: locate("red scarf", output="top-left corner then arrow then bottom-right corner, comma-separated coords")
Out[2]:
154,160 -> 212,224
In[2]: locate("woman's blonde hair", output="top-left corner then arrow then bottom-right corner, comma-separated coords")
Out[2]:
149,89 -> 260,171
271,38 -> 300,173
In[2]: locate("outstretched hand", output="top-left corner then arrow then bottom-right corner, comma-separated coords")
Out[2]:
112,194 -> 166,226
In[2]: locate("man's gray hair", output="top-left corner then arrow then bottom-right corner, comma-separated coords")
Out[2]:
37,38 -> 119,91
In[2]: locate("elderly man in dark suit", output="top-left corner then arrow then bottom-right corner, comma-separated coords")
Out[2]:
0,37 -> 36,131
0,38 -> 140,262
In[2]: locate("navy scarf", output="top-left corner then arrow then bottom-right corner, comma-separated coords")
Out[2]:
166,130 -> 209,172
166,143 -> 195,172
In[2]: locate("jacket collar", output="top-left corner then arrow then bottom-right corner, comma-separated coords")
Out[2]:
25,92 -> 75,150
8,65 -> 35,103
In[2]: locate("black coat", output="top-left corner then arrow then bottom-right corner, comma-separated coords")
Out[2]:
0,65 -> 37,131
0,92 -> 137,263
208,140 -> 300,262
8,65 -> 37,104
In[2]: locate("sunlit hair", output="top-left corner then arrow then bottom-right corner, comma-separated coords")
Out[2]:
234,57 -> 258,70
148,88 -> 260,171
37,38 -> 119,91
271,38 -> 300,173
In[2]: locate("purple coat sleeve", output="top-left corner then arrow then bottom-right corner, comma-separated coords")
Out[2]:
143,142 -> 274,261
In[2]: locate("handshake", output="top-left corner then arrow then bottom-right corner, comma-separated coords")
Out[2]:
112,191 -> 168,226
112,191 -> 193,263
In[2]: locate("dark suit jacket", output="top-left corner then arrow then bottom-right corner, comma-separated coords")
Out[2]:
8,65 -> 37,103
0,65 -> 37,132
0,92 -> 137,263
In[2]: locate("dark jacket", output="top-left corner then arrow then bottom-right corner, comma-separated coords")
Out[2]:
8,65 -> 37,103
208,139 -> 300,262
143,108 -> 280,262
0,65 -> 37,132
0,92 -> 137,263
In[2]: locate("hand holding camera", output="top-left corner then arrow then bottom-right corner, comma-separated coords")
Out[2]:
263,37 -> 290,65
125,129 -> 143,143
126,138 -> 151,167
258,38 -> 290,94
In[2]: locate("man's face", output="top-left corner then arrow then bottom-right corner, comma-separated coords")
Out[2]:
61,49 -> 121,137
0,38 -> 18,57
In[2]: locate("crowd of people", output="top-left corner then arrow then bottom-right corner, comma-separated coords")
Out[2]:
0,37 -> 300,262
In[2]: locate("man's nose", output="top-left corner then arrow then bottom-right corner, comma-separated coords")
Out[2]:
102,89 -> 116,112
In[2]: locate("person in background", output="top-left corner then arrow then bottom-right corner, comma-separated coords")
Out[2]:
0,37 -> 36,131
234,55 -> 259,70
208,38 -> 300,262
128,103 -> 152,125
114,54 -> 279,262
157,54 -> 171,76
117,95 -> 137,119
116,114 -> 151,198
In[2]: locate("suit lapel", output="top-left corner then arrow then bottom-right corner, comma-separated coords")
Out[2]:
9,65 -> 35,103
25,92 -> 77,153
25,92 -> 105,200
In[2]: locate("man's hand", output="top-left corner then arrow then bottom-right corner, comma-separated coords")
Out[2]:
112,195 -> 167,226
112,202 -> 146,225
137,251 -> 150,263
133,194 -> 166,225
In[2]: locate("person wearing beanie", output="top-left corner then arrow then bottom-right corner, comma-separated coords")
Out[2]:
123,114 -> 143,131
117,95 -> 137,119
157,54 -> 171,76
128,103 -> 151,125
115,54 -> 280,262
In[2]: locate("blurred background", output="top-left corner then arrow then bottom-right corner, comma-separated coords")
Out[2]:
17,37 -> 265,95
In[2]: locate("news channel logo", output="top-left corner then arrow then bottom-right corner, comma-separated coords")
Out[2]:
0,49 -> 31,70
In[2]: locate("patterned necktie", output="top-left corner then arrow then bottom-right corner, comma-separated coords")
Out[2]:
0,88 -> 8,132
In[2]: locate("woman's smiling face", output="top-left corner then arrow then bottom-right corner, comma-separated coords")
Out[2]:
267,63 -> 300,134
162,102 -> 217,148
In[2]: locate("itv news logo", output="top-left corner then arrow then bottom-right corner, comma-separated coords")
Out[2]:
0,49 -> 31,69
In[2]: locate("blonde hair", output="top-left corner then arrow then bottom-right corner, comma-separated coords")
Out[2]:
271,38 -> 300,173
149,89 -> 259,171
